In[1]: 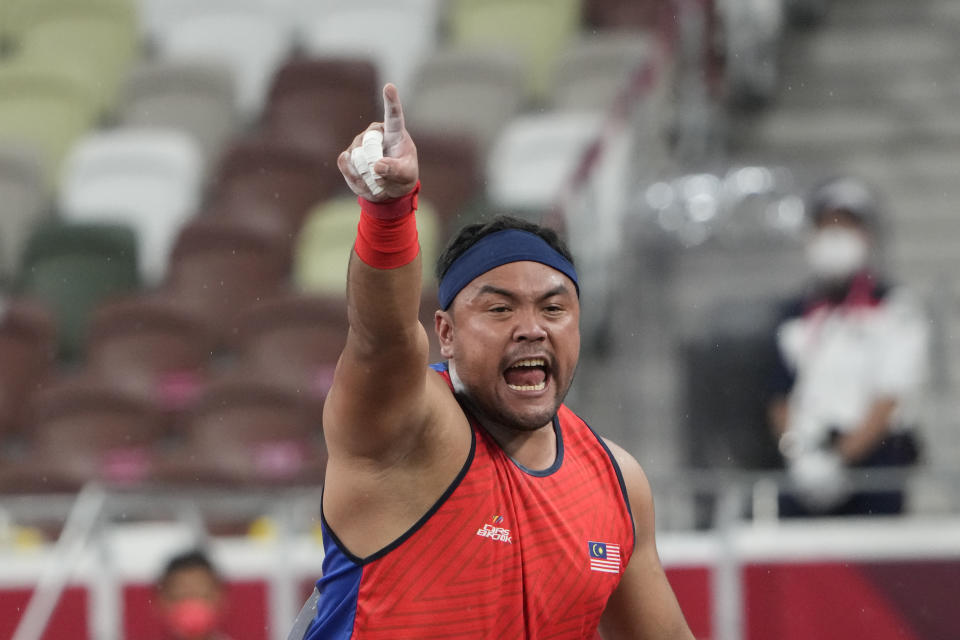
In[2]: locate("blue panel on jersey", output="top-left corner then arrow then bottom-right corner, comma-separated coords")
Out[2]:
429,361 -> 448,373
303,522 -> 362,639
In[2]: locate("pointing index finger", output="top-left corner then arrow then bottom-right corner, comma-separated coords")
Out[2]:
382,83 -> 405,138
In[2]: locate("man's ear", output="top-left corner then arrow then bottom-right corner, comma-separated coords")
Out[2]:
435,309 -> 454,358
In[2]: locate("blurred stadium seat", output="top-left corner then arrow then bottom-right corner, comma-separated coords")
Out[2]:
0,299 -> 56,442
58,127 -> 205,284
0,145 -> 48,281
406,48 -> 525,154
164,217 -> 290,346
15,221 -> 140,361
583,0 -> 665,31
409,129 -> 483,236
152,2 -> 293,120
3,0 -> 137,45
0,374 -> 165,493
209,137 -> 341,235
12,1 -> 139,111
86,295 -> 215,414
154,376 -> 327,487
549,32 -> 658,111
485,111 -> 603,214
293,0 -> 440,91
446,0 -> 582,100
235,293 -> 348,409
263,57 -> 379,159
0,62 -> 100,188
118,60 -> 238,166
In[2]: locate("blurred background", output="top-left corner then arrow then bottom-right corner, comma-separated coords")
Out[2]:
0,0 -> 958,638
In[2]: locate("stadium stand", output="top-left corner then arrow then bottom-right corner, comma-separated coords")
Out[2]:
583,0 -> 664,31
234,293 -> 349,413
0,145 -> 47,281
153,375 -> 327,488
1,374 -> 165,493
11,1 -> 139,112
0,299 -> 57,442
405,48 -> 526,154
0,62 -> 101,188
446,0 -> 582,100
150,2 -> 293,120
293,0 -> 441,92
548,32 -> 659,111
118,60 -> 238,167
85,295 -> 216,414
407,128 -> 483,235
262,57 -> 380,160
208,137 -> 340,235
58,128 -> 205,285
485,111 -> 604,214
15,221 -> 140,362
163,217 -> 290,347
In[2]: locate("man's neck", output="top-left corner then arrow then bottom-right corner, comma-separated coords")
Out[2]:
481,417 -> 558,472
448,363 -> 558,471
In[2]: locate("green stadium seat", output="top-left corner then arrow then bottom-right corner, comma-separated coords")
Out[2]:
15,221 -> 140,361
0,62 -> 100,188
446,0 -> 582,100
13,3 -> 139,111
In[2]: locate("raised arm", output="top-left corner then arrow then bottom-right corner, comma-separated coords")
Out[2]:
599,440 -> 695,640
323,84 -> 442,461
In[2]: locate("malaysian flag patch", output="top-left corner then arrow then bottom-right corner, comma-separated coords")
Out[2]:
588,541 -> 621,574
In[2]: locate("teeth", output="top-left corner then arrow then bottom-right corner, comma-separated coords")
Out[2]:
507,382 -> 546,392
512,358 -> 545,368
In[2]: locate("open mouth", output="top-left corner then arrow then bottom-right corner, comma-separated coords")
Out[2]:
503,358 -> 549,392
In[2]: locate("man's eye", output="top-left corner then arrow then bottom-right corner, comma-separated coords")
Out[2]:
490,306 -> 510,313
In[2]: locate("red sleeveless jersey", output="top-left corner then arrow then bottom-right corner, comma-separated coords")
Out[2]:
305,366 -> 635,639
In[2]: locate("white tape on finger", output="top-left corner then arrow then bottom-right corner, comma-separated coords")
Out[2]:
362,130 -> 384,165
350,146 -> 383,196
351,147 -> 370,176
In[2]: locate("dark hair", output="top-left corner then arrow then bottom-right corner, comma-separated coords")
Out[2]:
159,549 -> 220,590
435,215 -> 575,282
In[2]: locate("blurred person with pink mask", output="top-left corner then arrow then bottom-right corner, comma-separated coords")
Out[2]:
766,176 -> 929,517
157,549 -> 234,640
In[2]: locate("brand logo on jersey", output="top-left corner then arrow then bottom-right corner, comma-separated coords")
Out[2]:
477,515 -> 512,543
588,541 -> 621,574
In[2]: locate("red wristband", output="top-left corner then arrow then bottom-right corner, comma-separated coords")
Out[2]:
354,182 -> 420,269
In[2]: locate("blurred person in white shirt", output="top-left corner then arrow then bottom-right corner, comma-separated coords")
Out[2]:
766,176 -> 929,517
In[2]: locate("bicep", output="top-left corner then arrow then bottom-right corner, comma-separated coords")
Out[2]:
600,440 -> 694,640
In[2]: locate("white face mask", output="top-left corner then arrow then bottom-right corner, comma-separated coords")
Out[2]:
805,227 -> 868,280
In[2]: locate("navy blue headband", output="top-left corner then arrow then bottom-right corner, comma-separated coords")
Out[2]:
437,229 -> 579,310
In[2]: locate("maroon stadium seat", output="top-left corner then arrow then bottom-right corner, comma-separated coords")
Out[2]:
262,58 -> 379,160
154,375 -> 327,488
0,375 -> 166,492
208,136 -> 343,234
86,294 -> 215,414
164,217 -> 290,346
0,298 -> 56,440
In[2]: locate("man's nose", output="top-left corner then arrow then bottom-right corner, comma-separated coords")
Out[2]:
512,308 -> 547,342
